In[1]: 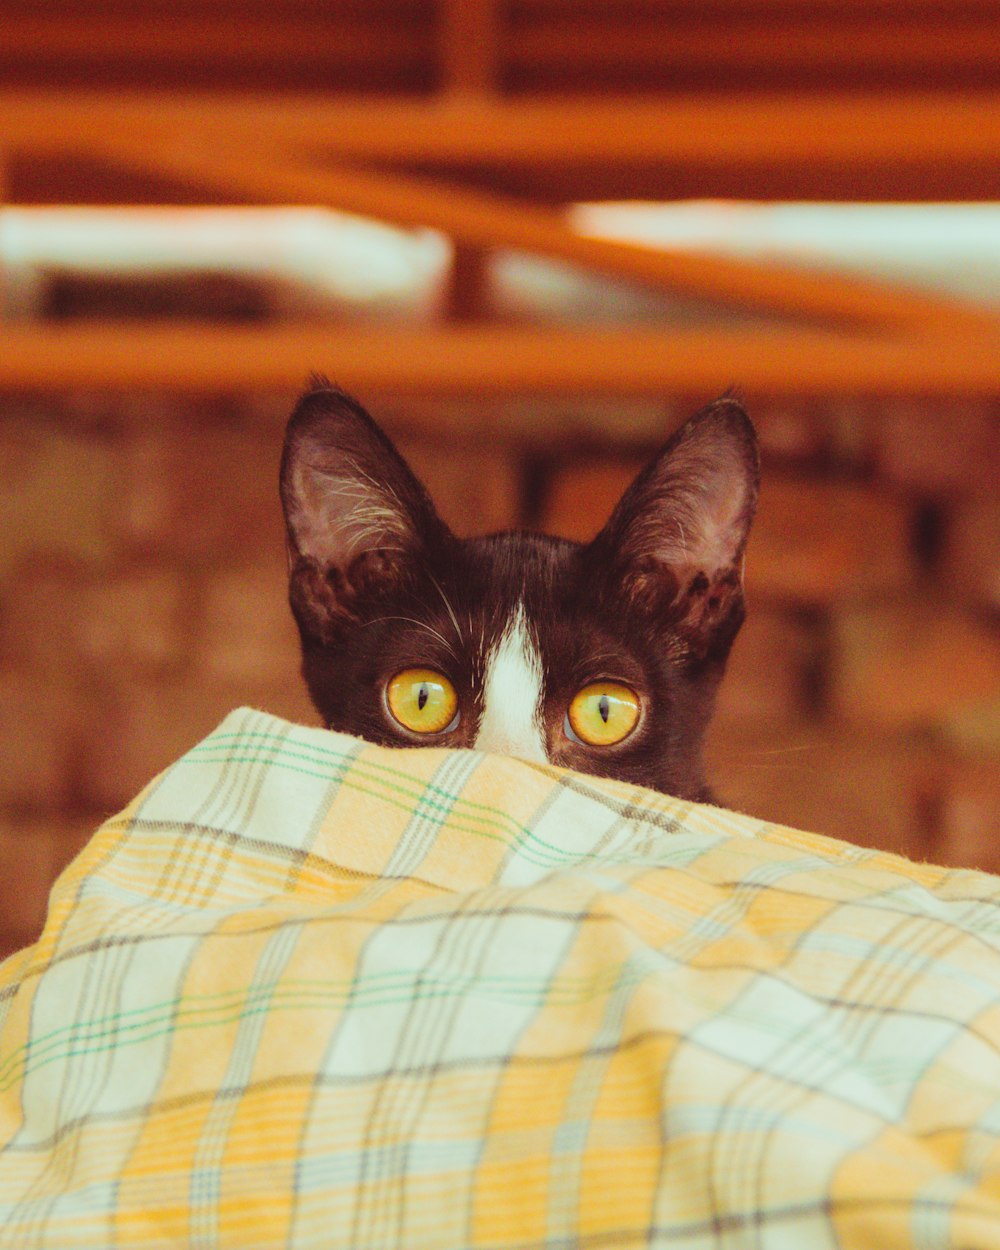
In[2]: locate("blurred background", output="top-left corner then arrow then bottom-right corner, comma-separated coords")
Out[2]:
1,0 -> 999,958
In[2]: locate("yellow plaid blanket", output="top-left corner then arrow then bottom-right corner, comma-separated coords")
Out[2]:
2,709 -> 1000,1249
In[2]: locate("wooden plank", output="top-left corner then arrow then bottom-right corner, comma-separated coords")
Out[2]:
3,321 -> 1000,399
4,90 -> 1000,171
69,136 -> 997,335
6,88 -> 1000,200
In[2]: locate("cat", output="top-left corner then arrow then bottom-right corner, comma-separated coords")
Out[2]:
280,381 -> 759,801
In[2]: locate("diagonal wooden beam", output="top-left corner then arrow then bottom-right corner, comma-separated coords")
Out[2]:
66,133 -> 999,337
3,321 -> 1000,400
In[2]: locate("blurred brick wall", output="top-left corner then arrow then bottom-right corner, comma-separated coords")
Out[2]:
1,390 -> 999,958
539,400 -> 1000,869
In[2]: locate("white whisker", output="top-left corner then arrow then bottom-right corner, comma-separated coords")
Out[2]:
363,616 -> 458,660
428,573 -> 464,645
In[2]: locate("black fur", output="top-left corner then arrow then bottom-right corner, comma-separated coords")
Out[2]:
281,383 -> 759,801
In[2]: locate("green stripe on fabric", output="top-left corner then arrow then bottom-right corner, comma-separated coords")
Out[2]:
194,727 -> 682,849
182,744 -> 587,869
0,960 -> 674,1093
189,729 -> 545,843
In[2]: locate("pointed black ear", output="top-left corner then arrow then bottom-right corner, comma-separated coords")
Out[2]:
280,382 -> 448,643
588,396 -> 759,666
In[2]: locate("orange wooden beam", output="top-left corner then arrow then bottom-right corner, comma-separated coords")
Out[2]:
3,321 -> 1000,400
58,135 -> 999,337
5,90 -> 1000,172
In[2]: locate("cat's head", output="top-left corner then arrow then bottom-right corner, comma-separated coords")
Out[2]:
280,382 -> 759,800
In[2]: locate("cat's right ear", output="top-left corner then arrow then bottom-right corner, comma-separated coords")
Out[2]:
587,395 -> 760,668
280,382 -> 447,643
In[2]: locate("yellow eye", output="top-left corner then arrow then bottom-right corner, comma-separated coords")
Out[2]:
567,682 -> 640,747
387,668 -> 459,735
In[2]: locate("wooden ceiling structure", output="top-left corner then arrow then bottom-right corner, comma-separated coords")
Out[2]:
1,0 -> 1000,401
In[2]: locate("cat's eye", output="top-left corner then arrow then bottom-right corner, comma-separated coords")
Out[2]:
386,668 -> 459,735
566,681 -> 640,747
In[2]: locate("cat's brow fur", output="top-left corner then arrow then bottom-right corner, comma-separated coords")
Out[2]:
281,383 -> 759,801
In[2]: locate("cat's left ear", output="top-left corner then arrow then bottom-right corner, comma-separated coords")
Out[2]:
588,395 -> 760,666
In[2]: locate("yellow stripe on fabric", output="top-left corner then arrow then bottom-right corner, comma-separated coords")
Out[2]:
190,732 -> 547,849
5,709 -> 1000,1250
0,787 -> 147,991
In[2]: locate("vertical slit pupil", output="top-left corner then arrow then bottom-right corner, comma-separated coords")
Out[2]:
598,694 -> 609,723
418,684 -> 429,712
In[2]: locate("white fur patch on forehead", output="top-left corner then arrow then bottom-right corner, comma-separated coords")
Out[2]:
474,605 -> 548,764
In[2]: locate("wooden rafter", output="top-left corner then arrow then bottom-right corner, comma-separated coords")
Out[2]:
3,321 -> 1000,400
6,90 -> 1000,205
2,87 -> 999,400
20,130 -> 998,337
5,90 -> 1000,174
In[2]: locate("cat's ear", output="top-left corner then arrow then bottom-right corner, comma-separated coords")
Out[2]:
280,382 -> 448,642
588,395 -> 759,666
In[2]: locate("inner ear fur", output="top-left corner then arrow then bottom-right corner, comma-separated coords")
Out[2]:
588,395 -> 760,665
280,382 -> 448,642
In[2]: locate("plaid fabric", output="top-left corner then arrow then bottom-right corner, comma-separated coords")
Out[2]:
2,709 -> 1000,1249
